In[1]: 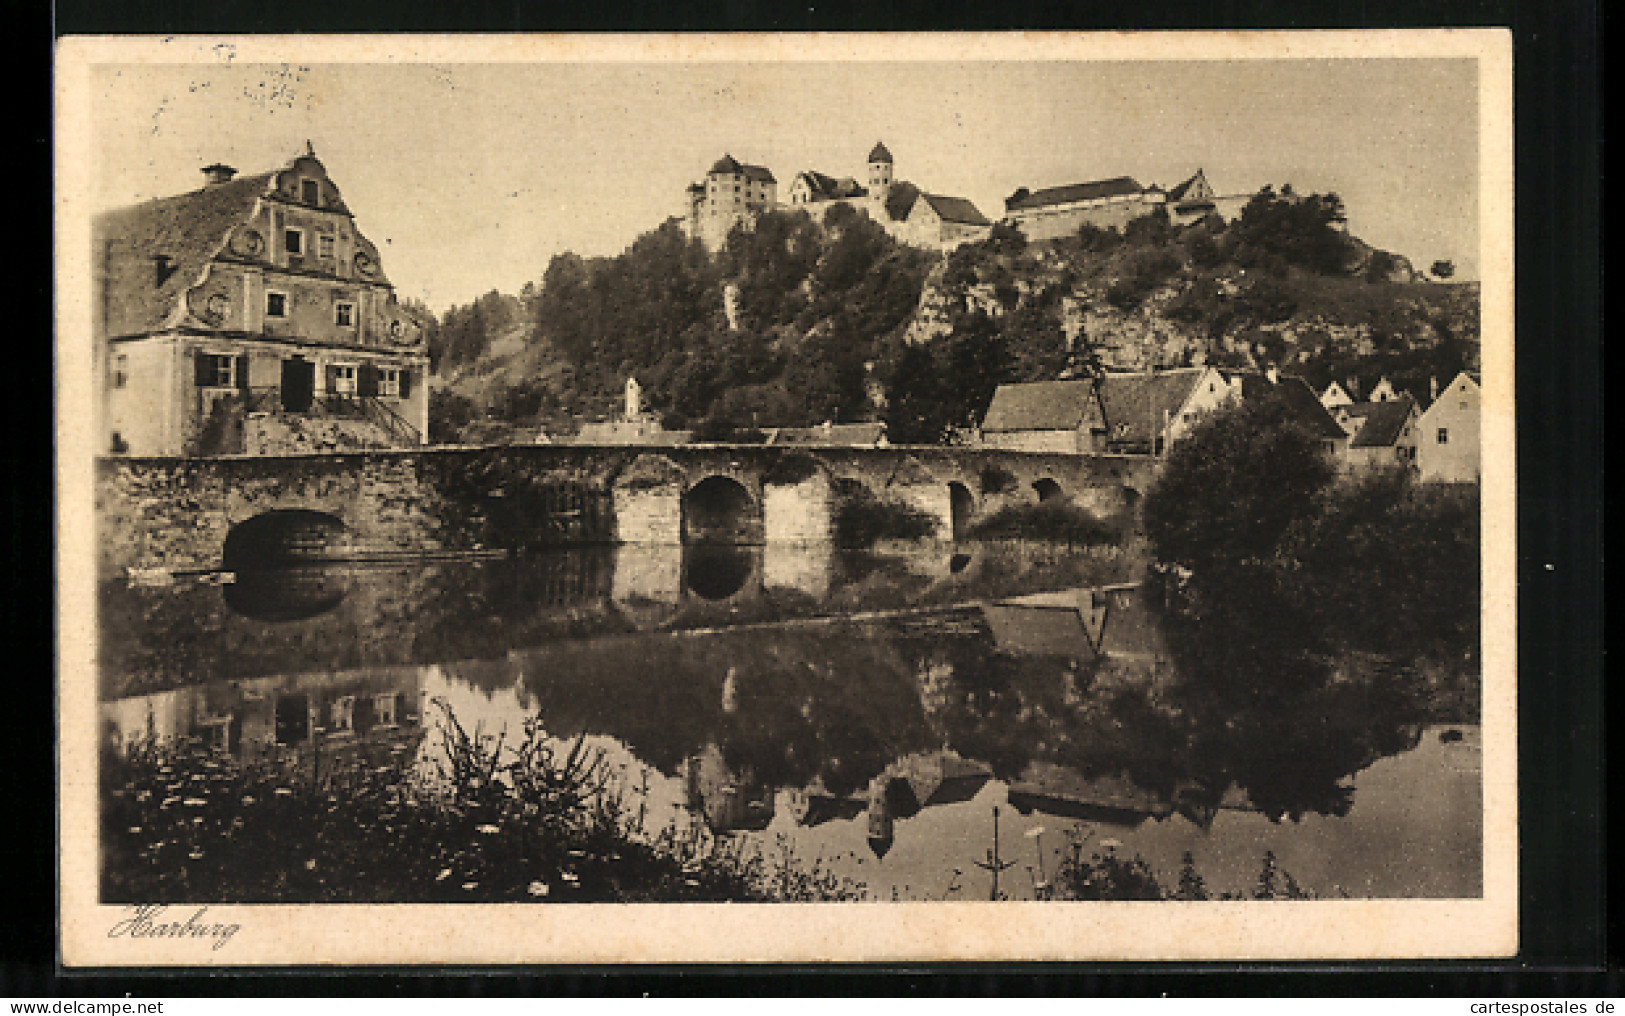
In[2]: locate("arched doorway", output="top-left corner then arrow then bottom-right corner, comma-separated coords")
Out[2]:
682,475 -> 761,545
1032,477 -> 1064,503
948,482 -> 975,542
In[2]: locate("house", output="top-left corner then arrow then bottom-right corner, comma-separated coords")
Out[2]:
96,145 -> 429,457
980,367 -> 1344,457
1335,395 -> 1421,472
684,153 -> 779,252
1415,371 -> 1481,482
1003,169 -> 1248,242
1320,380 -> 1355,409
904,193 -> 993,249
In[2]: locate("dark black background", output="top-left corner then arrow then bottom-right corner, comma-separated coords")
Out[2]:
19,0 -> 1605,995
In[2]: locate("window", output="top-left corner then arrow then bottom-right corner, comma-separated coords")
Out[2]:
318,234 -> 335,259
378,367 -> 401,397
1436,427 -> 1449,445
196,353 -> 235,388
330,363 -> 358,395
334,302 -> 355,327
110,353 -> 128,388
301,179 -> 319,205
284,228 -> 304,256
266,291 -> 288,318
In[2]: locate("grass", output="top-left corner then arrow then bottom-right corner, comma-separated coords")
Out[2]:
100,698 -> 864,904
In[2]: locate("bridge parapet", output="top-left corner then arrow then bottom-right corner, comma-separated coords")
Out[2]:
96,444 -> 1155,577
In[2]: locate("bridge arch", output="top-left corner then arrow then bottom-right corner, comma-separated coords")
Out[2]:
1032,477 -> 1065,503
682,474 -> 763,545
948,481 -> 976,542
222,508 -> 349,572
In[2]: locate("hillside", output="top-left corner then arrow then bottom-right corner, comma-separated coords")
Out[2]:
429,187 -> 1479,444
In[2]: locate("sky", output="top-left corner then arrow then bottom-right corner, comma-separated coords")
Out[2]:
91,57 -> 1481,313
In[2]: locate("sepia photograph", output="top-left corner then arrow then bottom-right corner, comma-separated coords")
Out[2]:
55,31 -> 1515,965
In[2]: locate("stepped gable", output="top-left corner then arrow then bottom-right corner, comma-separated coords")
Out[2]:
916,192 -> 991,226
1006,176 -> 1144,212
1348,395 -> 1418,448
94,171 -> 278,337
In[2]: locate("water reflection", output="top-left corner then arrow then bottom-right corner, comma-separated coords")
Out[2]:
101,561 -> 1481,899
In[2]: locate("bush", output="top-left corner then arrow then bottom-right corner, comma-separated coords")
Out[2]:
968,501 -> 1116,545
832,491 -> 938,548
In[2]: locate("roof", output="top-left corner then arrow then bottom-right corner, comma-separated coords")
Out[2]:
982,603 -> 1102,658
980,378 -> 1097,432
883,180 -> 920,222
1006,176 -> 1144,212
1348,395 -> 1417,448
767,422 -> 887,446
709,154 -> 776,183
915,193 -> 991,226
868,141 -> 893,164
794,170 -> 867,201
1222,370 -> 1349,440
1096,370 -> 1208,446
1166,169 -> 1212,204
94,170 -> 278,337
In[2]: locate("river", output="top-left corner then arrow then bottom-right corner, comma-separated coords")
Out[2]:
98,542 -> 1481,901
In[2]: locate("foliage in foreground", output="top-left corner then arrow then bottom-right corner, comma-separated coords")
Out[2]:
101,699 -> 863,904
1052,834 -> 1316,901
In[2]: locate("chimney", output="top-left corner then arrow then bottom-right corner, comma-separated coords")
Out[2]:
201,163 -> 237,186
1430,375 -> 1439,402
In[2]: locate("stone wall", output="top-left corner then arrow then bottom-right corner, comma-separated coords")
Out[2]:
98,444 -> 1155,577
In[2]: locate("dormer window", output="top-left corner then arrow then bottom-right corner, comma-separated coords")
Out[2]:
284,228 -> 304,257
301,179 -> 319,205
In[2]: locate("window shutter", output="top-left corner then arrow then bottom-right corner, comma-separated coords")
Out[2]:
236,355 -> 250,391
194,351 -> 212,387
358,363 -> 379,397
326,364 -> 339,393
398,369 -> 412,398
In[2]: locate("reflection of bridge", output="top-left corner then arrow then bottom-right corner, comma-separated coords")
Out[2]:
97,443 -> 1154,575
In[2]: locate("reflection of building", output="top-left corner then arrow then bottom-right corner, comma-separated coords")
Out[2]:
96,144 -> 428,456
862,750 -> 993,858
1006,761 -> 1175,828
102,666 -> 427,764
682,743 -> 776,833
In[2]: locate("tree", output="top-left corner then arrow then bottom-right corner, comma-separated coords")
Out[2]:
1430,259 -> 1456,280
1143,390 -> 1337,571
883,344 -> 955,445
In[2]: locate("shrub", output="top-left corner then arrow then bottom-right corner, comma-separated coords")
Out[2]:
968,501 -> 1116,545
832,490 -> 937,548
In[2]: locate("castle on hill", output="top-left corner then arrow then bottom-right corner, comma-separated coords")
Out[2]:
684,142 -> 993,253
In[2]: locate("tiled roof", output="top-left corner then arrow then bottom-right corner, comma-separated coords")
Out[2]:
883,180 -> 920,222
795,170 -> 866,201
1222,370 -> 1349,439
1096,370 -> 1207,446
916,193 -> 991,226
1006,176 -> 1144,212
1348,395 -> 1417,448
709,154 -> 776,183
94,171 -> 276,337
868,141 -> 893,164
1167,169 -> 1212,204
980,378 -> 1097,432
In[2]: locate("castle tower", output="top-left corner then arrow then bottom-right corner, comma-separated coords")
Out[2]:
867,141 -> 893,195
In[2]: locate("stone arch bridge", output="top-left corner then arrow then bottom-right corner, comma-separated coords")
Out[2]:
97,443 -> 1155,576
